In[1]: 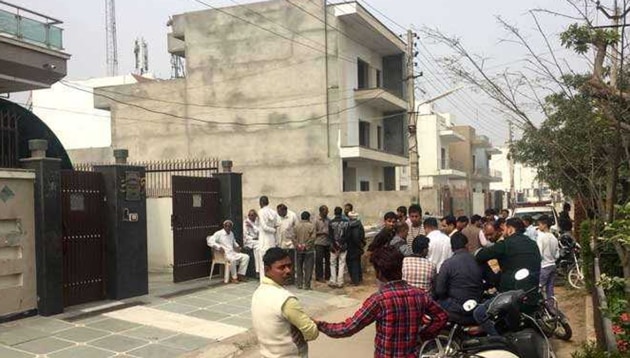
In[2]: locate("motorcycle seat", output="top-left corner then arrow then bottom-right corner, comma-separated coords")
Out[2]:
461,336 -> 512,353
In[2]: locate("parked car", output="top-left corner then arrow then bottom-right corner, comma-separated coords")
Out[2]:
512,201 -> 560,235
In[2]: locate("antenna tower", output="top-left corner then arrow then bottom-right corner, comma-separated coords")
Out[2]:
105,0 -> 118,76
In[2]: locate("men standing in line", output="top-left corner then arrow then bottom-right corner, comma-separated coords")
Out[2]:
258,196 -> 278,282
277,204 -> 298,285
328,207 -> 349,288
424,217 -> 453,272
440,215 -> 457,237
434,232 -> 483,321
345,211 -> 365,286
537,215 -> 559,301
252,248 -> 318,357
406,204 -> 425,247
462,214 -> 482,252
558,202 -> 573,234
314,205 -> 331,283
523,215 -> 538,241
243,209 -> 261,278
294,211 -> 316,290
207,220 -> 250,284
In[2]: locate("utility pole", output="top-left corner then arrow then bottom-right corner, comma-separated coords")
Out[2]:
508,121 -> 515,208
105,0 -> 118,76
407,29 -> 419,204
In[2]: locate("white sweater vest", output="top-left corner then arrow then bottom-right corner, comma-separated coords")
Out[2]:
251,282 -> 305,357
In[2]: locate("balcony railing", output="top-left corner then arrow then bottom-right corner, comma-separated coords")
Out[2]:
473,167 -> 503,178
0,1 -> 63,49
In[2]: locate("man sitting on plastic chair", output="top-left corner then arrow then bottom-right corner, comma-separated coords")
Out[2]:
207,220 -> 250,284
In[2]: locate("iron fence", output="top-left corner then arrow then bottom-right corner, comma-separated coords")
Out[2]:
0,107 -> 19,168
74,158 -> 220,198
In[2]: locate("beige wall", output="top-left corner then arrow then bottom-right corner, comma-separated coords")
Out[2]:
0,170 -> 36,316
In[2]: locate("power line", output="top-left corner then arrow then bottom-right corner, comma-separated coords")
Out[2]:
59,80 -> 393,128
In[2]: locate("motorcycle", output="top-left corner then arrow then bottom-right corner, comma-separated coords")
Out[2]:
535,295 -> 572,341
556,233 -> 584,289
419,269 -> 555,358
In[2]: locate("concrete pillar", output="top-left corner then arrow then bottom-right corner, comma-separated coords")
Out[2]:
20,139 -> 63,316
94,149 -> 148,299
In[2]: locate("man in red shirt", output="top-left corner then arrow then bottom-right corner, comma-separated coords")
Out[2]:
316,247 -> 448,358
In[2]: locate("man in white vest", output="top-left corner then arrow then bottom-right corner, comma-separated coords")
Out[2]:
251,247 -> 318,357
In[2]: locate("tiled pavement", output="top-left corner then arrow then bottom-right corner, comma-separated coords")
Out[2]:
0,274 -> 358,358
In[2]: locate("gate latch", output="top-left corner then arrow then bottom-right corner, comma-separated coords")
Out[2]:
123,208 -> 139,222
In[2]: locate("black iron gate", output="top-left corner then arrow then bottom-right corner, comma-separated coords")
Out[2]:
61,170 -> 107,307
171,176 -> 221,283
0,106 -> 19,168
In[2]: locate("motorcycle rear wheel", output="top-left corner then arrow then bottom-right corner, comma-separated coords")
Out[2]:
568,266 -> 584,289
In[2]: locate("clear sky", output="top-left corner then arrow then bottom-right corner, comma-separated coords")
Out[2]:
11,0 -> 587,143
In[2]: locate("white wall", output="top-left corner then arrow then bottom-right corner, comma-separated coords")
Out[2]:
146,197 -> 173,273
31,75 -> 143,149
472,192 -> 485,216
490,146 -> 541,192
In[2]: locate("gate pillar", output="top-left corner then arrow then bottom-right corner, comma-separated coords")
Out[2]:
20,140 -> 63,316
215,161 -> 243,246
94,149 -> 148,299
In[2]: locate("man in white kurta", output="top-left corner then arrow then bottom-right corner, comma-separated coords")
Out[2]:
258,196 -> 278,252
244,209 -> 262,275
424,217 -> 453,273
207,220 -> 250,283
252,247 -> 318,357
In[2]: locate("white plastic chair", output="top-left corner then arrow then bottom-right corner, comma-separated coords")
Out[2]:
209,247 -> 231,283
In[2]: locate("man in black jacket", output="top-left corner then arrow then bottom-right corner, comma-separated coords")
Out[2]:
434,232 -> 483,321
473,217 -> 542,335
345,211 -> 365,285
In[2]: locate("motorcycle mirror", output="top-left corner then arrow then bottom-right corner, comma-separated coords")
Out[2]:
514,268 -> 530,281
463,299 -> 478,312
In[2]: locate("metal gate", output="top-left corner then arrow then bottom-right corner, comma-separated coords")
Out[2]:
171,176 -> 221,283
61,170 -> 107,307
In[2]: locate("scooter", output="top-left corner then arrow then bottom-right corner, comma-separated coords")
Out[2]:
419,269 -> 555,358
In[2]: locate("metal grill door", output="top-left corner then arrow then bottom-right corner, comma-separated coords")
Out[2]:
61,170 -> 107,307
171,176 -> 221,283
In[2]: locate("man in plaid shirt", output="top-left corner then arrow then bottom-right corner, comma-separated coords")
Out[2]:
402,235 -> 436,292
316,247 -> 447,358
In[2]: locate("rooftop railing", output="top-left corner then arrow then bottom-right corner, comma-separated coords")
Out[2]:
0,1 -> 63,49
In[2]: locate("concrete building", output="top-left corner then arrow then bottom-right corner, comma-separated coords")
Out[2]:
490,147 -> 558,203
0,2 -> 69,94
416,104 -> 501,216
85,0 -> 411,224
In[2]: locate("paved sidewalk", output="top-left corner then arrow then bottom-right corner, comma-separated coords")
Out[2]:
0,274 -> 359,358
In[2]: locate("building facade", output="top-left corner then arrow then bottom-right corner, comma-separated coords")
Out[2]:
416,104 -> 502,216
88,0 -> 411,224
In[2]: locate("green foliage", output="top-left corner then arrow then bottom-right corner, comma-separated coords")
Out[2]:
581,220 -> 596,290
571,341 -> 630,358
603,202 -> 630,248
511,88 -> 615,201
561,23 -> 620,54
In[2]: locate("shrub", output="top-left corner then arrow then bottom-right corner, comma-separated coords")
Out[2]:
571,341 -> 630,358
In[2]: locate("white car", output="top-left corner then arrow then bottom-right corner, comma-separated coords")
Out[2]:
512,203 -> 560,235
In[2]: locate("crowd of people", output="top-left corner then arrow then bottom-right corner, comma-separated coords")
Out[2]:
207,197 -> 571,357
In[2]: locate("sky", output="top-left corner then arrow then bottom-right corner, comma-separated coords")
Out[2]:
10,0 -> 588,144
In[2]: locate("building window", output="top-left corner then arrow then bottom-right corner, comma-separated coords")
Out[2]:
357,59 -> 369,89
359,121 -> 370,147
377,125 -> 383,150
441,147 -> 446,169
472,154 -> 476,172
378,182 -> 384,191
376,69 -> 382,88
360,181 -> 370,192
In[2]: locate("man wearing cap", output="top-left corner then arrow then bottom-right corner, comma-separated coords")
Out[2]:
207,220 -> 250,283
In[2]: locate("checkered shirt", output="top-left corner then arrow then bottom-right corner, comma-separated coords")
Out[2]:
317,280 -> 448,358
402,256 -> 436,292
